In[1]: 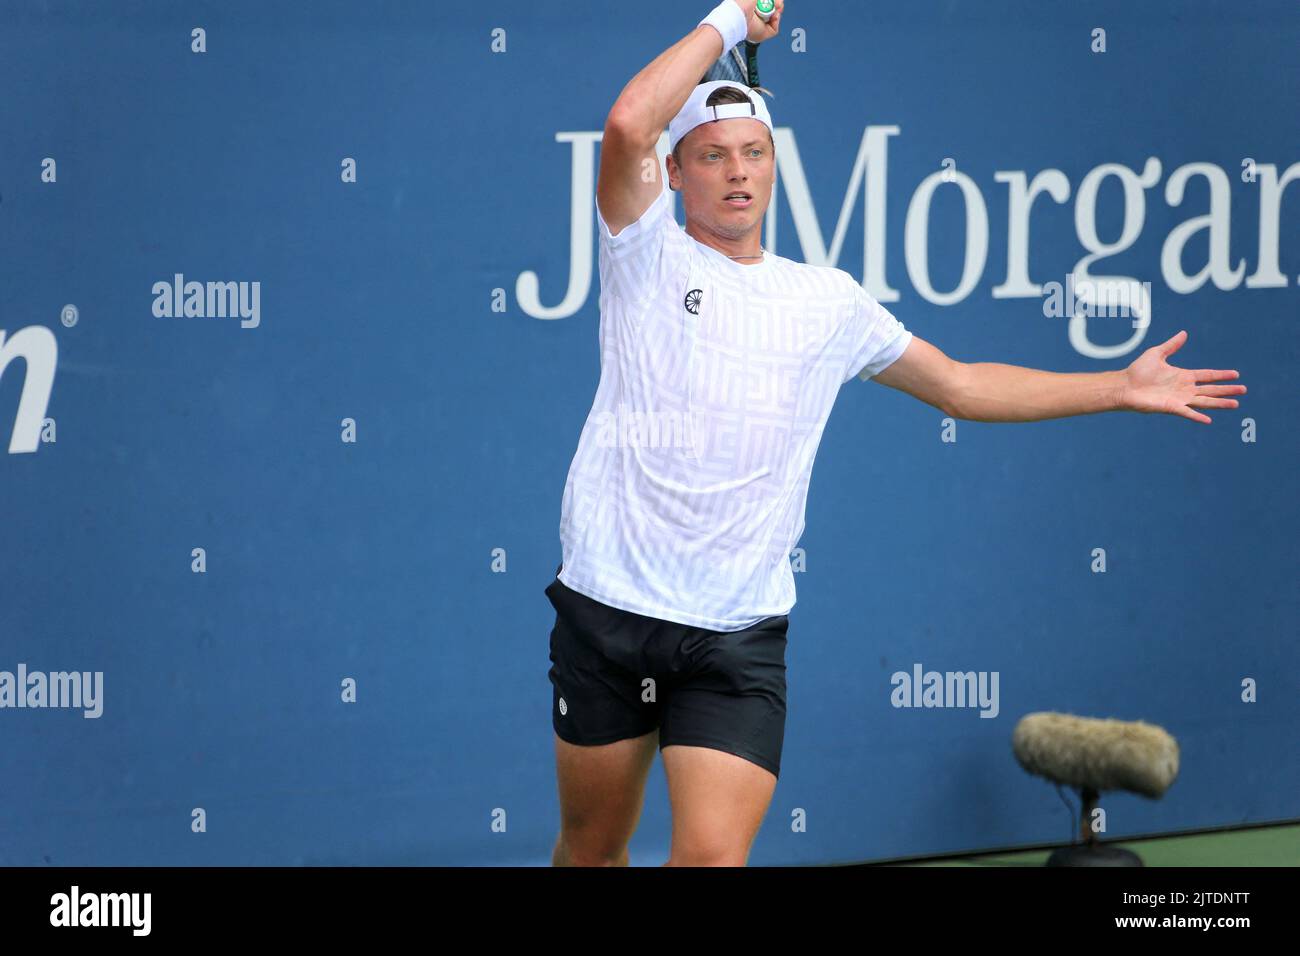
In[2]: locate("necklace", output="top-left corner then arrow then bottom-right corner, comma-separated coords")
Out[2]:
727,248 -> 766,260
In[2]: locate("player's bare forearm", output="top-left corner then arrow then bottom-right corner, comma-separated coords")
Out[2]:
883,329 -> 1244,425
606,0 -> 777,144
946,363 -> 1127,423
605,26 -> 727,143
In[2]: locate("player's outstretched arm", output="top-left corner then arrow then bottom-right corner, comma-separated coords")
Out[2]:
873,330 -> 1245,425
596,0 -> 783,236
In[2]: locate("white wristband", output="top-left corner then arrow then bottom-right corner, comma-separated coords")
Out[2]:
698,0 -> 747,53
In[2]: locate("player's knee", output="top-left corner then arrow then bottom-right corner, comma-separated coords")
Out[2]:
554,830 -> 630,867
666,838 -> 750,867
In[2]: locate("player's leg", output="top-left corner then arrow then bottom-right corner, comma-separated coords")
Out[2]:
661,742 -> 777,866
552,728 -> 659,866
657,614 -> 789,866
545,569 -> 662,866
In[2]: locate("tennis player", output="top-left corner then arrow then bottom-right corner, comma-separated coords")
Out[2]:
546,0 -> 1245,866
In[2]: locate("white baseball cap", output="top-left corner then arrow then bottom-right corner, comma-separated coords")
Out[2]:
668,80 -> 774,153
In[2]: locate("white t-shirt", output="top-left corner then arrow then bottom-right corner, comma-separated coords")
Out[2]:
556,182 -> 912,631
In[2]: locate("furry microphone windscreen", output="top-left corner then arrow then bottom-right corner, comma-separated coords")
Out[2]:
1012,712 -> 1180,799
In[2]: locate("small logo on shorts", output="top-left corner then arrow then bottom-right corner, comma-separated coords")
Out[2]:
558,697 -> 568,716
684,289 -> 703,314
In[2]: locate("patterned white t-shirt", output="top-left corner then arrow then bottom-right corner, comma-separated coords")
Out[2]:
556,182 -> 912,631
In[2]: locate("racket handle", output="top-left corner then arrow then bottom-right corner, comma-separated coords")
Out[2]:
755,0 -> 775,21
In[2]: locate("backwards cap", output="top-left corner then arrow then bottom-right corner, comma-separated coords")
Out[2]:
668,80 -> 774,153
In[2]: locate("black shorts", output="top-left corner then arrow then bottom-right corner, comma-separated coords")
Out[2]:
545,564 -> 789,779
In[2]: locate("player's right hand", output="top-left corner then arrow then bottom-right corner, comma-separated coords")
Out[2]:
735,0 -> 783,44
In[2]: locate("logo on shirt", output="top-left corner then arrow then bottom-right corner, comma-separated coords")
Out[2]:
684,289 -> 703,314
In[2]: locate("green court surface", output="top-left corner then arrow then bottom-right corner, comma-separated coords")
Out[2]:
880,822 -> 1299,867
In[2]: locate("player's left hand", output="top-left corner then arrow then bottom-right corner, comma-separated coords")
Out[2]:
1119,329 -> 1246,424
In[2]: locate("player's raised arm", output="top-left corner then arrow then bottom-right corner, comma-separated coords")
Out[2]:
597,0 -> 782,236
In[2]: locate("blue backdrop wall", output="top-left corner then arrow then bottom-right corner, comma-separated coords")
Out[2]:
1,0 -> 1296,866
